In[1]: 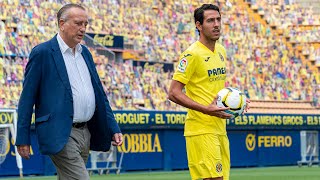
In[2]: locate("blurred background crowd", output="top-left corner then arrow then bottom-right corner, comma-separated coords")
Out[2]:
0,0 -> 319,110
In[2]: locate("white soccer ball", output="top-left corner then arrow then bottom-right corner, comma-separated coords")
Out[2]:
216,87 -> 246,118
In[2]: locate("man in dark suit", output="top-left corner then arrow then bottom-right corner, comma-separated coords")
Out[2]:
15,3 -> 123,179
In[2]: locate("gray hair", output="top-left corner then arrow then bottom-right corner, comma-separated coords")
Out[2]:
57,3 -> 85,27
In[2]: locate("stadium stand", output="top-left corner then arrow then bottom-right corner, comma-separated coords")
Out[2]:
249,100 -> 319,114
0,0 -> 319,113
245,0 -> 320,69
242,0 -> 320,112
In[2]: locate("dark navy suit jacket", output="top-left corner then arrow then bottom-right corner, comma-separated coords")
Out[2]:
16,35 -> 121,155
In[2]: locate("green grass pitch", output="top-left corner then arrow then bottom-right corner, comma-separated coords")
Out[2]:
1,166 -> 320,180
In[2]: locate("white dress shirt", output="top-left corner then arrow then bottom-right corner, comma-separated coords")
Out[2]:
57,34 -> 96,123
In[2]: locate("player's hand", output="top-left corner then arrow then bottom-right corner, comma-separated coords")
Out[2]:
205,97 -> 233,119
17,145 -> 30,160
243,98 -> 250,114
112,133 -> 123,146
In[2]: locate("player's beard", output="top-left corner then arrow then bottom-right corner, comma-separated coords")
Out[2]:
211,36 -> 220,41
204,32 -> 220,42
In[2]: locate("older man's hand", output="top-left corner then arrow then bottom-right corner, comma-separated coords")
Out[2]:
112,133 -> 123,146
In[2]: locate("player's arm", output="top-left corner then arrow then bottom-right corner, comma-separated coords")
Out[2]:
168,80 -> 232,119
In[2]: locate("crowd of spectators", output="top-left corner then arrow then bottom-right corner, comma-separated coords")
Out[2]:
248,0 -> 320,84
221,1 -> 319,104
0,0 -> 319,110
286,26 -> 320,44
248,0 -> 320,28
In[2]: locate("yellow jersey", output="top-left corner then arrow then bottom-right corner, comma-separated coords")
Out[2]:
173,41 -> 227,136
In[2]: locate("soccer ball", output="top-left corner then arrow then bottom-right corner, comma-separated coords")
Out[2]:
216,87 -> 246,118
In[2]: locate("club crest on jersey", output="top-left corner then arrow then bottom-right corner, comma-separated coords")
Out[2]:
178,58 -> 188,72
218,52 -> 224,62
216,162 -> 222,173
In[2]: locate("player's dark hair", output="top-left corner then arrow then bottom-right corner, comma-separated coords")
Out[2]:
194,4 -> 221,34
57,3 -> 85,27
